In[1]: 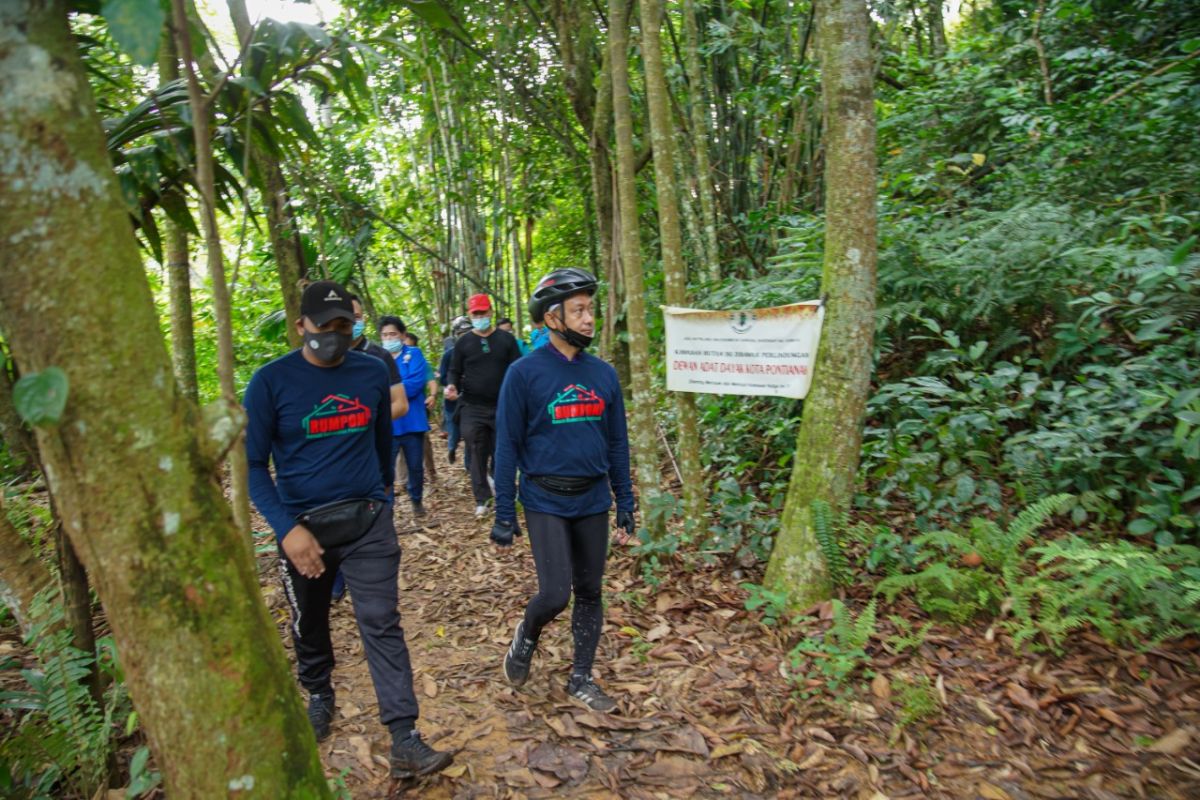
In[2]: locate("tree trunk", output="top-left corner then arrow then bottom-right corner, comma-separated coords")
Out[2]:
765,0 -> 877,608
172,0 -> 252,535
682,0 -> 721,284
157,28 -> 199,402
0,3 -> 329,795
610,0 -> 662,535
1032,0 -> 1054,105
55,519 -> 103,704
927,0 -> 947,58
640,0 -> 705,528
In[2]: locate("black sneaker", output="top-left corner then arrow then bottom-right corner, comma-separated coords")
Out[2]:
307,689 -> 336,741
390,731 -> 453,779
412,502 -> 427,518
448,448 -> 456,464
567,674 -> 616,712
503,621 -> 537,686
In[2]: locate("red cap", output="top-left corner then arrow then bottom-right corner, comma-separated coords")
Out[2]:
467,294 -> 491,313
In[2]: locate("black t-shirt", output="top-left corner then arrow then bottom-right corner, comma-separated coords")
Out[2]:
355,338 -> 401,385
447,329 -> 522,406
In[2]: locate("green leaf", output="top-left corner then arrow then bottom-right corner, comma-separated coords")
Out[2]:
101,0 -> 164,66
1128,518 -> 1157,536
401,0 -> 459,30
13,368 -> 69,427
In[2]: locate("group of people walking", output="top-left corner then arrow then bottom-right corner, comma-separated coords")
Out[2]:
243,269 -> 636,780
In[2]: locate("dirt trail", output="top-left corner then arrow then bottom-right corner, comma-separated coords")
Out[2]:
255,443 -> 1200,799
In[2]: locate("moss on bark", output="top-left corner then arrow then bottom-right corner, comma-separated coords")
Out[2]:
0,3 -> 329,795
765,0 -> 877,609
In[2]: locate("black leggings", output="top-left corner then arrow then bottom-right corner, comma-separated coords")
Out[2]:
522,510 -> 609,676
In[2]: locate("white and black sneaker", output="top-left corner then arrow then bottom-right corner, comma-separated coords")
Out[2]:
503,621 -> 537,686
567,673 -> 616,712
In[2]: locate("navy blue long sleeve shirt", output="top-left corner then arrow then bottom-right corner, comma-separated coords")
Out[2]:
493,345 -> 635,523
244,350 -> 394,542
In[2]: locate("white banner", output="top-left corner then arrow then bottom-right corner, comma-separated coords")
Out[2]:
663,301 -> 825,399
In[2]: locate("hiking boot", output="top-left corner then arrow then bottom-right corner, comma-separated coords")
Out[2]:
307,689 -> 336,741
412,501 -> 427,518
390,731 -> 453,779
448,448 -> 457,464
503,621 -> 537,686
567,674 -> 616,713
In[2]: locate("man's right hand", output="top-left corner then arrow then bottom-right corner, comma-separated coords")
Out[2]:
282,525 -> 326,578
444,384 -> 459,401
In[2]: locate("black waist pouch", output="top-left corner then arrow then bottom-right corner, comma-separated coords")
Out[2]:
297,498 -> 385,548
528,474 -> 604,497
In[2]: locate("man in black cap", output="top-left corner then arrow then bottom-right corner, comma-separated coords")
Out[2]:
243,280 -> 452,778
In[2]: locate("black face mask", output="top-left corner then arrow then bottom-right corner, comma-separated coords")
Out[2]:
304,330 -> 352,364
551,311 -> 594,350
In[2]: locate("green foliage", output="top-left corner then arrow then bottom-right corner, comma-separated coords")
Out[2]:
894,674 -> 941,731
1010,539 -> 1200,651
100,0 -> 164,66
789,600 -> 877,700
810,499 -> 850,587
704,477 -> 780,566
741,582 -> 790,627
883,615 -> 931,656
876,495 -> 1071,623
124,746 -> 161,798
0,594 -> 130,800
13,368 -> 69,427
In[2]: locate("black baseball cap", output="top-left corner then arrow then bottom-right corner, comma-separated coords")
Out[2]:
300,281 -> 355,325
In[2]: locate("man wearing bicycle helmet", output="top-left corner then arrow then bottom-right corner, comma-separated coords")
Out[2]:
490,268 -> 636,712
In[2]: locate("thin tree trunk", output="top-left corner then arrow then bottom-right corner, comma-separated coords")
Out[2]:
641,0 -> 705,528
1032,0 -> 1054,105
0,4 -> 329,795
172,0 -> 252,535
682,0 -> 721,283
157,29 -> 198,401
927,0 -> 947,58
765,0 -> 877,608
611,0 -> 662,535
55,520 -> 102,705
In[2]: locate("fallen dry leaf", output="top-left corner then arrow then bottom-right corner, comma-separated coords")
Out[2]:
1146,727 -> 1193,754
871,674 -> 891,700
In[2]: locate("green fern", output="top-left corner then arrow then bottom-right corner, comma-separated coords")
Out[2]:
876,496 -> 1072,624
0,591 -> 127,798
789,599 -> 877,700
811,499 -> 850,587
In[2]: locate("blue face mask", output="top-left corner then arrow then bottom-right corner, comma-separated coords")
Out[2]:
383,339 -> 404,354
471,317 -> 491,331
352,321 -> 366,339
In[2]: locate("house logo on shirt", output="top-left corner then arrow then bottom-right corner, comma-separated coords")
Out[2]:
303,394 -> 371,438
547,384 -> 605,424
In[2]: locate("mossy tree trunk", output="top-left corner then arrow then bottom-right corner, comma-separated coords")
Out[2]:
681,0 -> 721,284
640,0 -> 705,528
157,29 -> 199,403
0,498 -> 53,636
610,0 -> 663,535
764,0 -> 877,608
0,3 -> 329,795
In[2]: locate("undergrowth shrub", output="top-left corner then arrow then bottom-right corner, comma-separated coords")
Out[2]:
0,593 -> 133,799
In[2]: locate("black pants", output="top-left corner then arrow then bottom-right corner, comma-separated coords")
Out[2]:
280,502 -> 418,736
458,403 -> 496,504
522,510 -> 609,676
